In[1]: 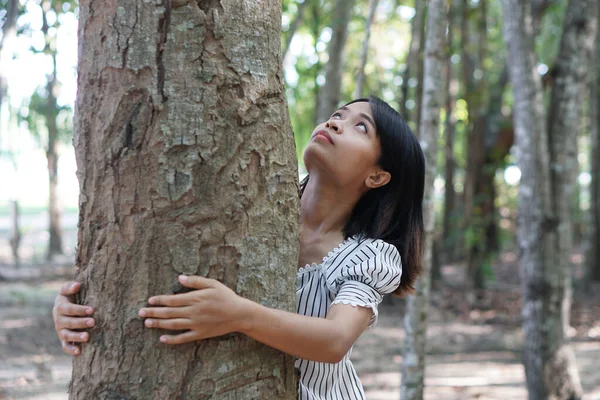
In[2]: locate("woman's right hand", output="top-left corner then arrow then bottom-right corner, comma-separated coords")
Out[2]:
52,281 -> 95,356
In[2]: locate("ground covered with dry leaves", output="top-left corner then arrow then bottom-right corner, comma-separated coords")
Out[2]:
0,255 -> 599,400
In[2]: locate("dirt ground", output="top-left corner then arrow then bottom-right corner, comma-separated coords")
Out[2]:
0,259 -> 599,400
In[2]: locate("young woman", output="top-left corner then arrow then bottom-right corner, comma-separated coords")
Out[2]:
53,96 -> 425,399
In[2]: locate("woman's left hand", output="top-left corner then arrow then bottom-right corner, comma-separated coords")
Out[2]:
139,275 -> 251,345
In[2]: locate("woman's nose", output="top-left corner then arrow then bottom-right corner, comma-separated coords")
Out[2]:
326,120 -> 341,133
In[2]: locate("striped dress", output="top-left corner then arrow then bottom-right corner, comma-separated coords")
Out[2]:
295,235 -> 403,399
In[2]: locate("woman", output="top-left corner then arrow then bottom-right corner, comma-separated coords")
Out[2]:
53,96 -> 425,399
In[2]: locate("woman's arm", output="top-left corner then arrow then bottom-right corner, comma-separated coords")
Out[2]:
140,275 -> 371,363
241,300 -> 371,363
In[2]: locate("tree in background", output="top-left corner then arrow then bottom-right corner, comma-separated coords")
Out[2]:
282,0 -> 311,62
354,0 -> 379,99
400,1 -> 447,399
23,0 -> 78,260
503,0 -> 597,398
0,0 -> 21,266
69,1 -> 299,398
588,0 -> 600,283
316,0 -> 355,123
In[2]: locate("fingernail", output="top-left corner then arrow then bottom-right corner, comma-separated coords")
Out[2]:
80,333 -> 86,340
160,336 -> 167,343
86,319 -> 94,327
70,282 -> 77,289
139,310 -> 146,317
85,308 -> 94,315
148,298 -> 156,305
74,348 -> 79,354
145,319 -> 153,327
179,275 -> 188,282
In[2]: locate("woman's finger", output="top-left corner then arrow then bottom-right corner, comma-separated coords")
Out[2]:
144,318 -> 191,330
139,306 -> 191,319
159,331 -> 199,345
56,302 -> 94,317
58,316 -> 95,330
60,281 -> 81,296
61,340 -> 81,356
148,293 -> 196,307
59,329 -> 90,343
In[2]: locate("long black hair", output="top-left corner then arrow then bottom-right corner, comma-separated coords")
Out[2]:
300,96 -> 425,296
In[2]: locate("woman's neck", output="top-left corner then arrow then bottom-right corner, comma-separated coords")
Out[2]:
299,173 -> 359,240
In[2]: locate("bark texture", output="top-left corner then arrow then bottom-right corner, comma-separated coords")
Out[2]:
354,0 -> 378,99
400,1 -> 447,399
316,0 -> 355,123
503,1 -> 596,398
70,1 -> 299,399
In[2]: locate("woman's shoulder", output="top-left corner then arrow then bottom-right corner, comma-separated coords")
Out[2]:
324,236 -> 401,279
344,236 -> 399,259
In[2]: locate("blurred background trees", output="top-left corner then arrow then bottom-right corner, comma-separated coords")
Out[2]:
0,0 -> 598,399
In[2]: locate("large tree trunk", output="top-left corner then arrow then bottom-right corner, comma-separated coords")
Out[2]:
354,0 -> 378,99
41,2 -> 64,260
316,0 -> 355,122
70,1 -> 300,399
400,1 -> 447,399
589,1 -> 600,283
503,1 -> 595,398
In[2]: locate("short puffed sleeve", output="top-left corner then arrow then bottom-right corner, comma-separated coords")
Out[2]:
328,239 -> 402,329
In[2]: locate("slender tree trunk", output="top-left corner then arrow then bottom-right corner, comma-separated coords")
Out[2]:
0,0 -> 18,118
41,2 -> 63,260
1,0 -> 19,268
503,1 -> 595,398
282,0 -> 310,62
70,1 -> 299,398
544,1 -> 596,396
398,0 -> 426,126
400,1 -> 447,399
440,0 -> 458,271
589,3 -> 600,283
9,200 -> 20,267
316,0 -> 355,122
354,0 -> 378,99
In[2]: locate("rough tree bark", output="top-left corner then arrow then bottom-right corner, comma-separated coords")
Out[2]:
40,1 -> 64,260
70,1 -> 300,399
400,1 -> 447,399
503,0 -> 596,399
354,0 -> 378,99
316,0 -> 356,123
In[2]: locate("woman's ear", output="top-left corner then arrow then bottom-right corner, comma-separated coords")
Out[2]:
365,169 -> 391,189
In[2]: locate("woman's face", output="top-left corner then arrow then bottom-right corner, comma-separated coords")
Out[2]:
303,101 -> 388,189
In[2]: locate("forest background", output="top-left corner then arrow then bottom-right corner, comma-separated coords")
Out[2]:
0,0 -> 599,399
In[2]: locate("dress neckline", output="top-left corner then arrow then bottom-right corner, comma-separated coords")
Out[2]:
297,235 -> 357,274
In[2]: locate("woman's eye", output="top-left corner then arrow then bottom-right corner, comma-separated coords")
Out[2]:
331,113 -> 341,119
357,122 -> 367,133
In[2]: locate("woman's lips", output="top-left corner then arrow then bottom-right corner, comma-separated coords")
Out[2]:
314,130 -> 333,144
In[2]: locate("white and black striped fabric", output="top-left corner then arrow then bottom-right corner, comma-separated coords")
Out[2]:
295,235 -> 402,399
